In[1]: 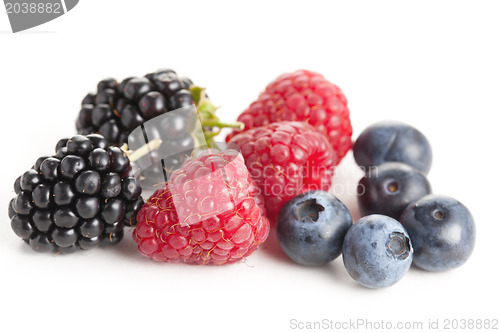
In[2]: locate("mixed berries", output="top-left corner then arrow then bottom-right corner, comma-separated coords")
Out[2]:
8,68 -> 476,287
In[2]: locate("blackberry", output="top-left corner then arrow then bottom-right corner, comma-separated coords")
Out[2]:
9,134 -> 144,253
76,69 -> 197,146
77,70 -> 243,188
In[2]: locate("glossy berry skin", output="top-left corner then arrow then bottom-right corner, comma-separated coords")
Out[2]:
133,149 -> 270,265
353,121 -> 433,174
400,195 -> 475,271
229,121 -> 337,223
8,134 -> 144,253
227,70 -> 352,162
76,69 -> 196,146
276,190 -> 352,266
342,215 -> 413,289
357,162 -> 432,219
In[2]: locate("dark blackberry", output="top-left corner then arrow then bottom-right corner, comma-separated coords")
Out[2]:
8,134 -> 144,253
77,69 -> 243,189
76,69 -> 198,147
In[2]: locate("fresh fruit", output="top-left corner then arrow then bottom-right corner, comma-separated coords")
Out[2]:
276,190 -> 352,266
78,70 -> 242,188
9,134 -> 144,253
400,195 -> 475,271
77,69 -> 195,146
228,121 -> 337,222
342,215 -> 413,289
77,69 -> 238,146
357,162 -> 432,219
227,70 -> 352,162
132,148 -> 270,265
353,121 -> 433,174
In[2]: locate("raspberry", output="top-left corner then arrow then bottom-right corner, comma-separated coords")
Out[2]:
228,121 -> 337,222
227,70 -> 352,162
8,134 -> 144,253
133,148 -> 270,265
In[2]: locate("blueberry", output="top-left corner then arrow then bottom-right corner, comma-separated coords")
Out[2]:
342,215 -> 413,289
276,190 -> 352,266
400,195 -> 475,271
353,121 -> 433,174
358,162 -> 432,219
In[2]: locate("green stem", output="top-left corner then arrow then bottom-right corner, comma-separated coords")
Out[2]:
190,85 -> 243,146
201,120 -> 244,130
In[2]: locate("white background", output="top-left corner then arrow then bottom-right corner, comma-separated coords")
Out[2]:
1,1 -> 499,332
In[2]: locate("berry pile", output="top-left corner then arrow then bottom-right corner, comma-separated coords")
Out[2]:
9,67 -> 476,281
133,148 -> 270,264
351,122 -> 475,283
76,69 -> 195,146
275,121 -> 475,288
9,134 -> 144,253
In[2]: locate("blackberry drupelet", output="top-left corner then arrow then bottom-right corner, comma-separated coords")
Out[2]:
9,134 -> 144,253
76,69 -> 196,146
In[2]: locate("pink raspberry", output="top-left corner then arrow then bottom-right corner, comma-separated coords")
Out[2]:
133,148 -> 269,265
229,121 -> 337,223
227,70 -> 352,162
